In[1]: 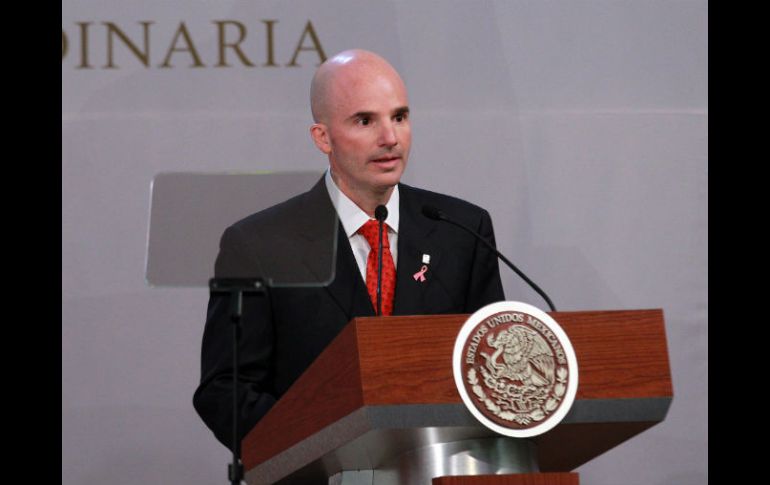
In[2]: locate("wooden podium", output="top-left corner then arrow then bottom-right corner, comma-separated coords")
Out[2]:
241,309 -> 672,484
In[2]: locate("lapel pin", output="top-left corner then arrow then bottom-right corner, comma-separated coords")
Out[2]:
413,264 -> 428,282
422,254 -> 431,264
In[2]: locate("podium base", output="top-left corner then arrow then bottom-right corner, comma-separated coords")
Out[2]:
328,437 -> 537,485
433,472 -> 579,485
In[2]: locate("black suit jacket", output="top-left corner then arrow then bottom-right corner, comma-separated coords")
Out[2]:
193,178 -> 505,449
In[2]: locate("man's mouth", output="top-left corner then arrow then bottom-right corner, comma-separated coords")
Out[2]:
370,155 -> 401,163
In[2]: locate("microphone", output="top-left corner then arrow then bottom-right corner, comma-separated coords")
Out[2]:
374,205 -> 388,316
421,204 -> 556,312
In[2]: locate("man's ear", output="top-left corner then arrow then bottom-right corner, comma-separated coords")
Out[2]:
310,123 -> 332,154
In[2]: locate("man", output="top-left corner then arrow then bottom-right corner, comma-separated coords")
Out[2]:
193,49 -> 505,449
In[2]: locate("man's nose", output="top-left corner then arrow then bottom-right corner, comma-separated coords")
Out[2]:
378,120 -> 398,147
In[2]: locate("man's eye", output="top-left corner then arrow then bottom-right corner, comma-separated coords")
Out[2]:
395,113 -> 408,122
358,117 -> 370,126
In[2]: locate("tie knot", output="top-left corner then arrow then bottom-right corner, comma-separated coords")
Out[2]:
358,219 -> 390,249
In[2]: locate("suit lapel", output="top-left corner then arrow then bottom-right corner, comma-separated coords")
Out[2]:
393,185 -> 443,315
294,178 -> 374,318
325,223 -> 375,318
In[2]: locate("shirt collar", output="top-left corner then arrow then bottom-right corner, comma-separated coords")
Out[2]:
324,168 -> 400,237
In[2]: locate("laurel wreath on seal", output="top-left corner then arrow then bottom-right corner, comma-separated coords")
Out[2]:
467,366 -> 568,425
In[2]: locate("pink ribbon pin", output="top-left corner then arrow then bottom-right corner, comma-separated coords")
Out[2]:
413,265 -> 428,282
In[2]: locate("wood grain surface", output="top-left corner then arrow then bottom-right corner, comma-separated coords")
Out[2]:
355,309 -> 672,404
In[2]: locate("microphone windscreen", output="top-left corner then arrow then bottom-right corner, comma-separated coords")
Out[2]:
375,205 -> 388,222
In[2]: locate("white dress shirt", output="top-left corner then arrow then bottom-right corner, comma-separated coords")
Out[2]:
324,169 -> 400,282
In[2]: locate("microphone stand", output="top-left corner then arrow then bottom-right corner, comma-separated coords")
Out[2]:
209,277 -> 268,485
376,219 -> 384,316
422,206 -> 556,312
374,205 -> 388,316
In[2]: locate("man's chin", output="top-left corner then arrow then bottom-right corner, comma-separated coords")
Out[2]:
372,169 -> 404,189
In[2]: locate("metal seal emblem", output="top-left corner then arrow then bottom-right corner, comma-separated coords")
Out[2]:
453,301 -> 579,438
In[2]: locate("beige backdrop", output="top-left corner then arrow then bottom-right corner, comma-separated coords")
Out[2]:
62,1 -> 707,484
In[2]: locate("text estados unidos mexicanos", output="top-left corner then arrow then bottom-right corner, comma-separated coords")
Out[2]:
465,312 -> 566,365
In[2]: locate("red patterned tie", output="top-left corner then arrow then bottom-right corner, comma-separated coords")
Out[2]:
358,219 -> 396,316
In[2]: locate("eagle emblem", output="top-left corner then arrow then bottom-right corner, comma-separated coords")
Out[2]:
453,302 -> 578,437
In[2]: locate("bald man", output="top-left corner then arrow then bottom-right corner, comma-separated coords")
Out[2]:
193,50 -> 505,450
309,49 -> 410,216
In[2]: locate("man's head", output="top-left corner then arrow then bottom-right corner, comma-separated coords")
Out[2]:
309,49 -> 411,210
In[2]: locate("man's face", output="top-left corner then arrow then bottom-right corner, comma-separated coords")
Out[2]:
315,65 -> 411,198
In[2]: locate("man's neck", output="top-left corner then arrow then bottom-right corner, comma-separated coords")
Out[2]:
331,172 -> 395,217
325,170 -> 401,239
